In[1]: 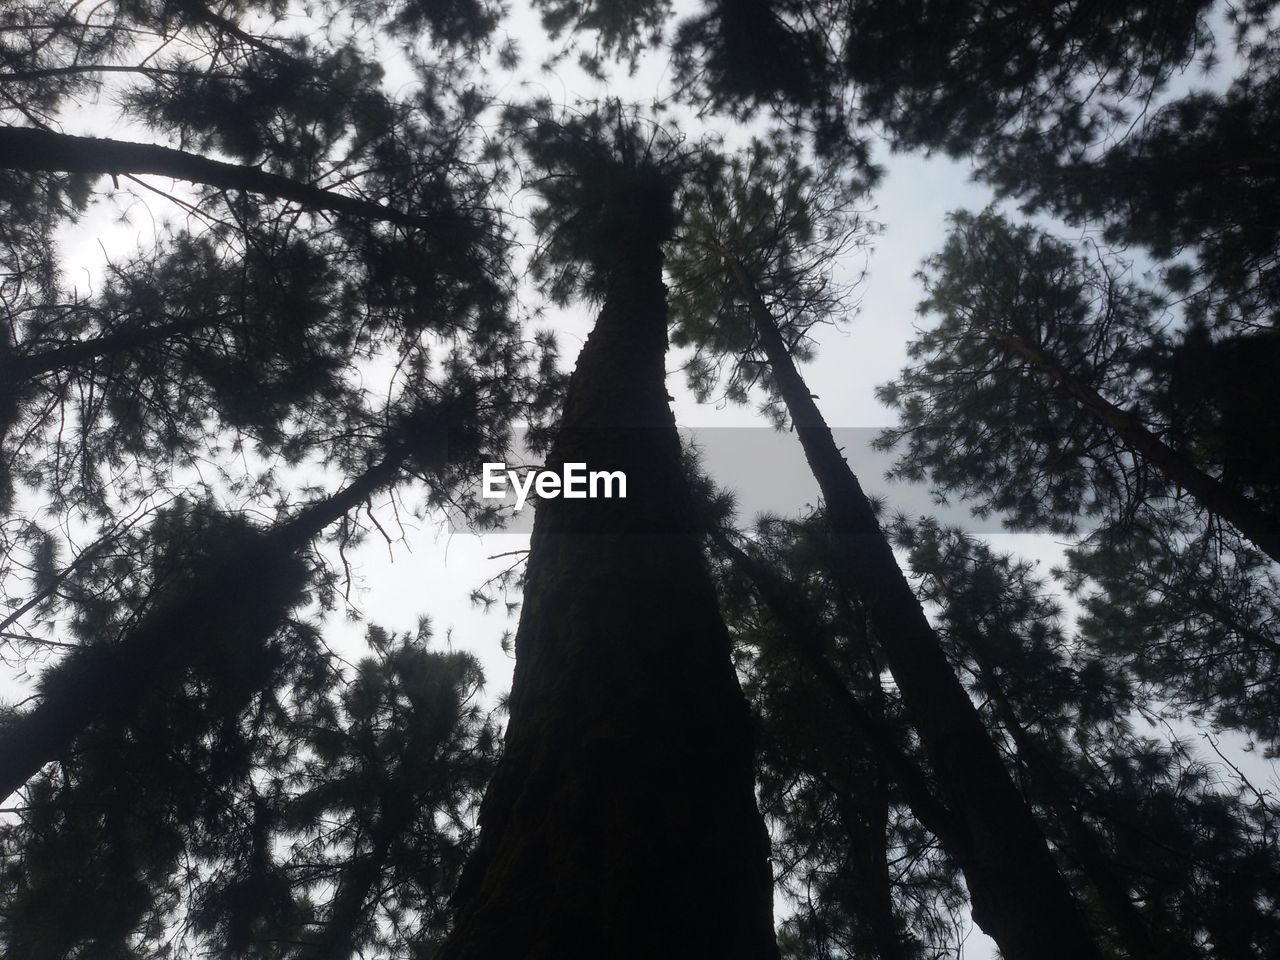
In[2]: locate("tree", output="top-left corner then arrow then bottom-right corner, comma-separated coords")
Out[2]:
667,0 -> 1280,342
878,209 -> 1280,746
671,0 -> 1233,156
877,209 -> 1280,559
0,8 -> 548,954
702,476 -> 1280,959
6,1 -> 1279,956
893,518 -> 1280,959
0,620 -> 501,959
701,504 -> 968,960
0,0 -> 516,516
667,140 -> 1103,960
439,104 -> 778,960
0,388 -> 485,804
178,623 -> 501,960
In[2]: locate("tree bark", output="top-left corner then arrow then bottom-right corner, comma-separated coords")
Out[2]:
712,531 -> 949,958
975,320 -> 1280,564
725,256 -> 1103,960
442,239 -> 778,959
0,126 -> 433,231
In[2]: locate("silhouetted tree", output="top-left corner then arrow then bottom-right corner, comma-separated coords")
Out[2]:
0,620 -> 501,959
895,518 -> 1280,959
701,505 -> 967,960
878,210 -> 1280,557
182,622 -> 501,959
440,104 -> 778,960
878,210 -> 1280,746
668,141 -> 1102,960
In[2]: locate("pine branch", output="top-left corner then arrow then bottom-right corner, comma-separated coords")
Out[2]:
0,126 -> 436,231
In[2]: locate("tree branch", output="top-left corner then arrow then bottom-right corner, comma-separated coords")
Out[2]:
0,126 -> 435,231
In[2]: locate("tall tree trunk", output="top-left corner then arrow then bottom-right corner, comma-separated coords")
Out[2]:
0,450 -> 406,802
442,238 -> 777,959
709,530 -> 962,852
725,257 -> 1103,960
973,320 -> 1280,563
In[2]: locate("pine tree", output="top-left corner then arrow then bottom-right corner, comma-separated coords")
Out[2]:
699,472 -> 1280,959
878,209 -> 1280,746
0,620 -> 502,959
6,2 -> 1279,956
667,1 -> 1257,168
439,104 -> 778,960
878,209 -> 1280,559
0,0 -> 516,516
0,5 -> 546,956
894,518 -> 1280,959
668,140 -> 1103,960
0,389 -> 482,803
701,506 -> 967,960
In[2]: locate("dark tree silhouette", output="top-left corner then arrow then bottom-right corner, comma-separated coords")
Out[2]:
878,210 -> 1280,561
0,386 -> 489,804
668,142 -> 1102,960
4,1 -> 1280,957
0,621 -> 501,959
440,105 -> 778,960
879,209 -> 1280,747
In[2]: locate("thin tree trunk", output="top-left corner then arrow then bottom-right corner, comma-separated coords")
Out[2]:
957,618 -> 1196,960
709,530 -> 962,849
308,798 -> 404,960
833,779 -> 910,960
715,534 -> 936,959
712,529 -> 1013,941
974,320 -> 1280,563
442,238 -> 777,959
0,127 -> 434,231
725,256 -> 1103,960
0,451 -> 405,802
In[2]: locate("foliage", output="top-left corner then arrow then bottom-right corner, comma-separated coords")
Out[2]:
506,98 -> 712,304
3,1 -> 1280,958
667,135 -> 873,422
877,209 -> 1280,749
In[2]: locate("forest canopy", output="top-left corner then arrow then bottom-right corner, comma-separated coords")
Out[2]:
1,2 -> 1278,959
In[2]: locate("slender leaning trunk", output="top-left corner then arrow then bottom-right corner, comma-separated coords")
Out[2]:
443,239 -> 777,959
0,451 -> 407,802
974,320 -> 1280,564
956,618 -> 1192,960
726,259 -> 1102,960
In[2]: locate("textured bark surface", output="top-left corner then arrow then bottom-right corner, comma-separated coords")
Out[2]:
442,241 -> 778,959
727,259 -> 1103,960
